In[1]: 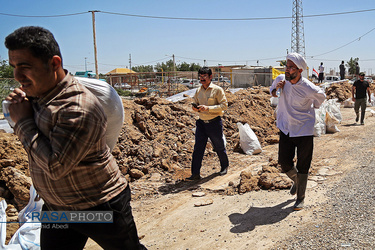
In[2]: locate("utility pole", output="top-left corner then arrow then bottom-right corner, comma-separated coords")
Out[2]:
84,57 -> 87,72
172,54 -> 176,73
90,10 -> 99,79
129,54 -> 132,70
291,0 -> 305,58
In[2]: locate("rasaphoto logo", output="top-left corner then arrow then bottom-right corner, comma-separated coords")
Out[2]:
29,211 -> 113,223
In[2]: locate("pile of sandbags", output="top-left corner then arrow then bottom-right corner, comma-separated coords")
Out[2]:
314,99 -> 342,136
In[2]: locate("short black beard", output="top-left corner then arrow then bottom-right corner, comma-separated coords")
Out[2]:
285,72 -> 297,81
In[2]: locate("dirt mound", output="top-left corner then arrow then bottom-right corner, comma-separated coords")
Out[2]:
113,86 -> 278,183
325,80 -> 375,102
325,82 -> 353,102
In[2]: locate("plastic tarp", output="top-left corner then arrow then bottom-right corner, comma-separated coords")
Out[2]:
0,186 -> 43,250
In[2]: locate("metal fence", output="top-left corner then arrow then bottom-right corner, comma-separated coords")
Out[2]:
0,78 -> 19,113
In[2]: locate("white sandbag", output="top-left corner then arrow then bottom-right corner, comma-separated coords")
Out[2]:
325,99 -> 342,123
343,98 -> 354,108
76,77 -> 124,152
370,93 -> 375,107
237,122 -> 262,155
314,108 -> 326,137
325,111 -> 340,133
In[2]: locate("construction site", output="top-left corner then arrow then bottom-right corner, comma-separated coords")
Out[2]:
1,0 -> 375,249
1,78 -> 375,248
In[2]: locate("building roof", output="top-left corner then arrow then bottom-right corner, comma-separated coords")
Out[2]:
106,68 -> 136,75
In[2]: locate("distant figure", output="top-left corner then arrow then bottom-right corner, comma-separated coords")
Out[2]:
355,62 -> 360,78
270,53 -> 326,211
352,72 -> 371,125
339,61 -> 345,80
187,66 -> 229,180
318,62 -> 324,83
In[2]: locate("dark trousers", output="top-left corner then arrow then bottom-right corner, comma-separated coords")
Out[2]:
318,73 -> 324,83
340,72 -> 345,80
191,117 -> 229,175
278,130 -> 313,174
41,185 -> 146,250
354,97 -> 367,123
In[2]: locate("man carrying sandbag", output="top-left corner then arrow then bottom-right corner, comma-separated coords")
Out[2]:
4,26 -> 146,249
270,53 -> 326,210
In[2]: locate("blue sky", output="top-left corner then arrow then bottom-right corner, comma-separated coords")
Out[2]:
1,0 -> 374,76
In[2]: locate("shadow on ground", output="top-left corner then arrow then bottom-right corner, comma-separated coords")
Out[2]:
158,173 -> 220,195
228,199 -> 295,233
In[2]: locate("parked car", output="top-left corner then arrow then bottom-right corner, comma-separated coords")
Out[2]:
181,79 -> 200,88
324,75 -> 340,82
212,76 -> 230,83
364,77 -> 373,84
114,83 -> 131,89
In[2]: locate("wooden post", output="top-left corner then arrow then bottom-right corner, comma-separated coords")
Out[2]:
90,10 -> 99,79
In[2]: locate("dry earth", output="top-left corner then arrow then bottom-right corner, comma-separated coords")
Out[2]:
0,82 -> 373,249
85,105 -> 375,250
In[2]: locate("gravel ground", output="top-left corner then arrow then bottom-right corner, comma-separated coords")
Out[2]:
274,124 -> 375,249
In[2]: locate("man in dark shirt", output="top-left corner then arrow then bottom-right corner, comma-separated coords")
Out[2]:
352,72 -> 371,125
339,61 -> 345,80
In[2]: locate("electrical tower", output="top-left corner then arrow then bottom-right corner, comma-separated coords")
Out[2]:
291,0 -> 305,57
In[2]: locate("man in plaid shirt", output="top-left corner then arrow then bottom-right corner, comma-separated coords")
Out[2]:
5,26 -> 146,250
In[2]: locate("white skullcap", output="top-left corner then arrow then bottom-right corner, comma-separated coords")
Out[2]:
286,52 -> 307,71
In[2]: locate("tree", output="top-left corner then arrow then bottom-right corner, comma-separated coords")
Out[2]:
155,59 -> 176,72
0,59 -> 13,78
178,62 -> 190,71
346,57 -> 359,76
155,60 -> 201,72
132,65 -> 154,72
189,63 -> 201,71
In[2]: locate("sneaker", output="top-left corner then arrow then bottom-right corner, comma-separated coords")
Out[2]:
186,174 -> 201,181
361,122 -> 364,125
355,116 -> 359,122
219,167 -> 228,176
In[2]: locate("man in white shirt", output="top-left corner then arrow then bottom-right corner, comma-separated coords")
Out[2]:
270,53 -> 326,210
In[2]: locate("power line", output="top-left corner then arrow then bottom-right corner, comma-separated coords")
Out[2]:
308,26 -> 375,58
93,9 -> 375,21
1,8 -> 375,20
0,12 -> 87,18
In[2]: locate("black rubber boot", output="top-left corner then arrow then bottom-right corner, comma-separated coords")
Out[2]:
294,173 -> 308,211
285,167 -> 297,195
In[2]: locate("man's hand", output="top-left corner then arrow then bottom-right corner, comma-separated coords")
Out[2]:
8,99 -> 33,124
6,88 -> 33,124
5,88 -> 26,103
197,105 -> 209,112
276,80 -> 286,90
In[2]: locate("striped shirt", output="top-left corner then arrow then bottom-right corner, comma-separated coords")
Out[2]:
14,74 -> 127,211
193,83 -> 228,121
